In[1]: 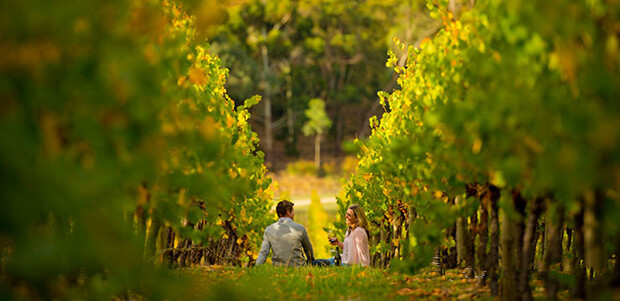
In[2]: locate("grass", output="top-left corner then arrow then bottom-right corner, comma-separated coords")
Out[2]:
179,266 -> 495,300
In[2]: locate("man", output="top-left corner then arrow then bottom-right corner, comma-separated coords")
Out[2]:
255,200 -> 314,266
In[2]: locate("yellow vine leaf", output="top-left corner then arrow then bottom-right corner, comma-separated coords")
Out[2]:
177,188 -> 186,207
189,66 -> 207,85
382,187 -> 390,197
200,116 -> 217,140
228,168 -> 238,179
226,114 -> 235,128
137,184 -> 149,206
472,138 -> 482,154
177,76 -> 187,86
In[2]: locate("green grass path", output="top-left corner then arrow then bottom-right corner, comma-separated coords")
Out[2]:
179,266 -> 495,300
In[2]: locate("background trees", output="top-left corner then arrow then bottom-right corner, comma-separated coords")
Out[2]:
210,0 -> 438,168
302,98 -> 332,172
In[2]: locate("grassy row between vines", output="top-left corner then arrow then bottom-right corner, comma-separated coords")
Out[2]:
165,265 -> 568,300
174,266 -> 492,300
185,266 -> 585,300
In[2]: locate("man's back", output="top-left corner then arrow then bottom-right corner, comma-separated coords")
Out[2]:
256,218 -> 314,267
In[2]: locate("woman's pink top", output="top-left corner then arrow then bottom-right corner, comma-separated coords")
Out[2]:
341,227 -> 370,266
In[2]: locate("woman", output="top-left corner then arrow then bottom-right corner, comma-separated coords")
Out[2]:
315,204 -> 370,267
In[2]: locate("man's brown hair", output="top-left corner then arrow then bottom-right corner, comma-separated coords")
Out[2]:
276,200 -> 294,217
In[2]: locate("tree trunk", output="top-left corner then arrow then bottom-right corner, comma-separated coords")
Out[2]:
379,216 -> 393,268
456,197 -> 468,267
513,191 -> 527,277
384,218 -> 393,267
584,190 -> 605,276
144,217 -> 161,261
285,72 -> 296,155
519,197 -> 544,301
190,220 -> 205,266
501,190 -> 521,301
156,226 -> 175,266
286,106 -> 296,155
261,25 -> 273,164
531,229 -> 540,271
165,227 -> 175,267
476,185 -> 489,286
573,203 -> 586,299
174,237 -> 190,267
468,197 -> 478,278
402,206 -> 417,268
448,233 -> 457,269
478,189 -> 489,286
392,201 -> 406,259
612,235 -> 620,287
134,183 -> 148,246
565,228 -> 573,254
446,197 -> 457,269
487,185 -> 500,296
434,248 -> 445,276
544,201 -> 564,301
501,211 -> 517,301
535,220 -> 545,277
371,226 -> 381,267
314,134 -> 321,172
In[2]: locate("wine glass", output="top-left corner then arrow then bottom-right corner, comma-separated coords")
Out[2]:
328,230 -> 336,243
328,229 -> 337,257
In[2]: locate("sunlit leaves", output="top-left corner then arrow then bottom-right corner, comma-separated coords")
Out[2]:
302,98 -> 331,136
0,0 -> 274,298
342,0 -> 620,273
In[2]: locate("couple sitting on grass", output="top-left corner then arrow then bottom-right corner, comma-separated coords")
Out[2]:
255,200 -> 370,267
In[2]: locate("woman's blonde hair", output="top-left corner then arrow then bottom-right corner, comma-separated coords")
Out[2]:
348,204 -> 369,234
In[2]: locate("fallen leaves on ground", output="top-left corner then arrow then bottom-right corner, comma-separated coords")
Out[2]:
384,269 -> 494,300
